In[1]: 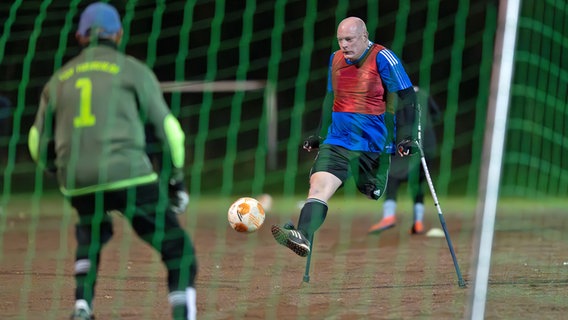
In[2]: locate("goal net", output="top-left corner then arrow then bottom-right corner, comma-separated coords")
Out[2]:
0,1 -> 566,319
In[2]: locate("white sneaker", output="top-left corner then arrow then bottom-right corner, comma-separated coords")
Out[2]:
70,299 -> 93,320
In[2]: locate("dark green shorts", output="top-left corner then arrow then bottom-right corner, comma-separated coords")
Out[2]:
310,144 -> 391,199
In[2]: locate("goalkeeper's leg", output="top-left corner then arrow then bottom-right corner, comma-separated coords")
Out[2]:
127,183 -> 198,320
70,193 -> 114,318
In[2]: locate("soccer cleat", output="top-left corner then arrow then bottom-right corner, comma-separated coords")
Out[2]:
368,216 -> 396,234
271,224 -> 310,257
282,220 -> 296,230
409,221 -> 425,234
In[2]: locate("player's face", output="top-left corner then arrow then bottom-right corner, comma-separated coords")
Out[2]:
337,26 -> 368,61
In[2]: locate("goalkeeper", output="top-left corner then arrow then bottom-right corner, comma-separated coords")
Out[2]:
368,86 -> 441,234
271,17 -> 419,257
28,3 -> 196,320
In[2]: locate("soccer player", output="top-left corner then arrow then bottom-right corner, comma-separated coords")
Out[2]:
271,17 -> 419,257
368,86 -> 442,234
28,3 -> 196,319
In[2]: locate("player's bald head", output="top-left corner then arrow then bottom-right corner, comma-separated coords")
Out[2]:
337,17 -> 368,38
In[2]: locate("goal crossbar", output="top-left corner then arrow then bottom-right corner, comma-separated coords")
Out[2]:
160,80 -> 278,169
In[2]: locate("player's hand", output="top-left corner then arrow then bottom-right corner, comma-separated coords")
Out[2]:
303,135 -> 322,152
168,179 -> 189,215
397,139 -> 418,157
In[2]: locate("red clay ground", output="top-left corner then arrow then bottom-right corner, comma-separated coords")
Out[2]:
1,197 -> 566,319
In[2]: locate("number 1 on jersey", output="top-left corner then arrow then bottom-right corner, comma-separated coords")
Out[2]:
74,77 -> 96,127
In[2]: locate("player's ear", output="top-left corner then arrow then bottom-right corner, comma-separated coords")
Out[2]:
114,29 -> 124,45
75,33 -> 89,46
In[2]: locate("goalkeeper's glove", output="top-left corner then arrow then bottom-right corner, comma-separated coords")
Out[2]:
168,179 -> 189,215
303,135 -> 322,152
396,138 -> 419,157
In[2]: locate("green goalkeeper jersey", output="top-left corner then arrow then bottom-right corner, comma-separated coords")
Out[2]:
29,42 -> 185,196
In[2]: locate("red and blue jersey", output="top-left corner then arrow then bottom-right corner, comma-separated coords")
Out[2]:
323,42 -> 413,152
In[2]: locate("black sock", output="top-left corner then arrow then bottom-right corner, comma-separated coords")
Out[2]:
297,198 -> 328,239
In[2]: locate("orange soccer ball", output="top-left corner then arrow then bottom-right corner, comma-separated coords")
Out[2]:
227,197 -> 266,233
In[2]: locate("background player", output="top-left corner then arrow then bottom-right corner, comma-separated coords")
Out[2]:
368,86 -> 441,234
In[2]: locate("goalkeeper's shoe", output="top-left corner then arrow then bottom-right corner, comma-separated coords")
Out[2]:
409,221 -> 425,235
368,216 -> 396,234
271,224 -> 310,257
70,300 -> 94,320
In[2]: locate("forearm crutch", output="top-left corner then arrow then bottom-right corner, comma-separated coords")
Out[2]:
415,104 -> 467,288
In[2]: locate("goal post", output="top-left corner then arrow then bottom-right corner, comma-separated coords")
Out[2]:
467,0 -> 521,319
159,80 -> 278,169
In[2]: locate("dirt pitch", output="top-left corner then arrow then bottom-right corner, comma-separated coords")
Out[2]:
1,196 -> 567,319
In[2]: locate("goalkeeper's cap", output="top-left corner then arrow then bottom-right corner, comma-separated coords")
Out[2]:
77,2 -> 122,38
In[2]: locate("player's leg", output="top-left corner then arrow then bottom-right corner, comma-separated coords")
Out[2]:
301,145 -> 346,237
271,144 -> 344,257
409,158 -> 427,234
271,172 -> 340,257
299,171 -> 340,232
368,176 -> 399,233
384,176 -> 400,220
364,152 -> 397,234
124,183 -> 197,320
69,191 -> 114,319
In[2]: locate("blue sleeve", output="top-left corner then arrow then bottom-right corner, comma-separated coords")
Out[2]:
326,52 -> 335,92
376,49 -> 413,92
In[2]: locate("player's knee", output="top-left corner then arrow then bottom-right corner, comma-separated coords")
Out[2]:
308,173 -> 341,200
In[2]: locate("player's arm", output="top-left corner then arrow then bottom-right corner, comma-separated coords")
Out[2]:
376,49 -> 419,156
303,53 -> 335,152
28,84 -> 57,173
137,66 -> 188,214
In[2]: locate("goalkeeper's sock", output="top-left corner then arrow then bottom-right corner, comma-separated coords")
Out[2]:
297,198 -> 328,239
169,287 -> 196,320
74,255 -> 100,305
413,203 -> 425,222
383,199 -> 397,218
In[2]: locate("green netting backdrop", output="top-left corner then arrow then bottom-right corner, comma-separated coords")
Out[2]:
0,0 -> 503,198
502,0 -> 568,197
0,0 -> 567,319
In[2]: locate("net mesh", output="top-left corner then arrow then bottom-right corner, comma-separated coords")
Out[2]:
502,0 -> 568,197
0,0 -> 566,319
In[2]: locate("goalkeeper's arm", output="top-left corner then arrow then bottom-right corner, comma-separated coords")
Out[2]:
28,88 -> 57,174
147,115 -> 189,215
